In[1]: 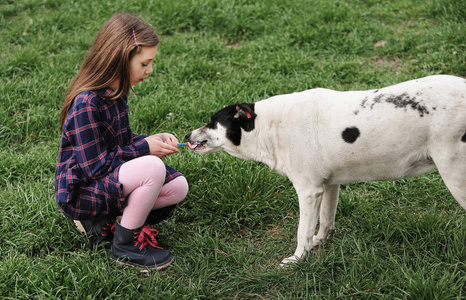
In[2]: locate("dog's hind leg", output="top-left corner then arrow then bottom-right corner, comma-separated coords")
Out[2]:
314,184 -> 340,246
433,149 -> 466,210
437,167 -> 466,211
281,183 -> 324,266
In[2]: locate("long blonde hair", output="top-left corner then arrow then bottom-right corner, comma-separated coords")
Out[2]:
60,13 -> 159,129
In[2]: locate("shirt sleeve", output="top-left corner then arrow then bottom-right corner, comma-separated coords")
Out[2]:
66,101 -> 150,180
132,133 -> 149,143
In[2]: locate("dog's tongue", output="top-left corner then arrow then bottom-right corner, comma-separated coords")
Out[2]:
186,142 -> 197,150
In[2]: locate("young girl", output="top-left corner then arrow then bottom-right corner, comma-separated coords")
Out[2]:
55,13 -> 188,270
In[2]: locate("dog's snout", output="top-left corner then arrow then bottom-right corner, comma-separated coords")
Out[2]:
185,132 -> 191,141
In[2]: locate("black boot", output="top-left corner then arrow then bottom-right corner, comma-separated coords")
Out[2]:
145,205 -> 177,225
111,221 -> 174,269
74,216 -> 116,249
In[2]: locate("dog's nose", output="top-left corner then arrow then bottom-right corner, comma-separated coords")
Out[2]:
185,133 -> 191,141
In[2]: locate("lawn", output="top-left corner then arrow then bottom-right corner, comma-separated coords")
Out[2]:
0,0 -> 465,298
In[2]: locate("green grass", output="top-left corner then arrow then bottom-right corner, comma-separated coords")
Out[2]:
1,0 -> 465,298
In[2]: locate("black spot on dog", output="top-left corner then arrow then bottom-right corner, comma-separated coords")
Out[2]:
462,131 -> 466,143
360,97 -> 368,108
360,92 -> 430,117
372,94 -> 385,108
342,127 -> 360,144
361,94 -> 384,109
384,93 -> 429,117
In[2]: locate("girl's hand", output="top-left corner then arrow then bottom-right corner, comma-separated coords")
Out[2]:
144,133 -> 179,157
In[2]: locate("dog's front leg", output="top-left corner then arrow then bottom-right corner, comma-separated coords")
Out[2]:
281,184 -> 324,266
315,184 -> 340,245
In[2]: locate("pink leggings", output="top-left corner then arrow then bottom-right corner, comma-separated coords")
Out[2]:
118,156 -> 188,229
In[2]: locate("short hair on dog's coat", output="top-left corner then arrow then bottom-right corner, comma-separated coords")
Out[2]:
186,75 -> 466,266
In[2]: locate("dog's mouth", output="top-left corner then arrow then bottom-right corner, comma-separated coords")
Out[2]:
188,140 -> 208,151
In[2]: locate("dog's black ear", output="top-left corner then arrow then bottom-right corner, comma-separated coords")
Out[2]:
234,103 -> 256,120
234,103 -> 256,132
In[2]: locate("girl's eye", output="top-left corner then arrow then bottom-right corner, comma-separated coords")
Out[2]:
142,63 -> 148,67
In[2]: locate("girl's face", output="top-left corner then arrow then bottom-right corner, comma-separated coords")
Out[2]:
129,45 -> 158,86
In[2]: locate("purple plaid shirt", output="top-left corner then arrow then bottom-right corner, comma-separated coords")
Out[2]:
55,89 -> 181,220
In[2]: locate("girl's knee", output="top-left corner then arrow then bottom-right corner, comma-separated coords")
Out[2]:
143,156 -> 166,176
159,176 -> 189,206
175,176 -> 189,199
128,156 -> 166,186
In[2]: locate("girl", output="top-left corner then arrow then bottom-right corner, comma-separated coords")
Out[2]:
55,13 -> 188,270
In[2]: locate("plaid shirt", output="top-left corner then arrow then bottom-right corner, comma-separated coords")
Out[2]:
55,89 -> 180,220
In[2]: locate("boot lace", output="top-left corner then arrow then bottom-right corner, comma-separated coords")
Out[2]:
101,219 -> 116,237
134,226 -> 163,250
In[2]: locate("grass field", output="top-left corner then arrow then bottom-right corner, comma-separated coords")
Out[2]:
1,0 -> 465,298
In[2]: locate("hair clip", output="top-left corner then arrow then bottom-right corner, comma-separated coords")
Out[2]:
132,27 -> 138,46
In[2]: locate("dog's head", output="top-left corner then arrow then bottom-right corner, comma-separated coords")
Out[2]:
185,103 -> 256,154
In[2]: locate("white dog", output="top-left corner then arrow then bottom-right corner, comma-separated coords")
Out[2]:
186,75 -> 466,266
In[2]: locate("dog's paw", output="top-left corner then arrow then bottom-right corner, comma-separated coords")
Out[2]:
279,256 -> 299,268
312,235 -> 323,246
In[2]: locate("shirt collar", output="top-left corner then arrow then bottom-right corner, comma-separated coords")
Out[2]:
98,88 -> 114,98
95,88 -> 128,104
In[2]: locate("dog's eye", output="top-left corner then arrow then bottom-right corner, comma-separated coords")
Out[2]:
206,121 -> 217,129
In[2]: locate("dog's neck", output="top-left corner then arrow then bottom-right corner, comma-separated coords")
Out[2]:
223,129 -> 286,175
